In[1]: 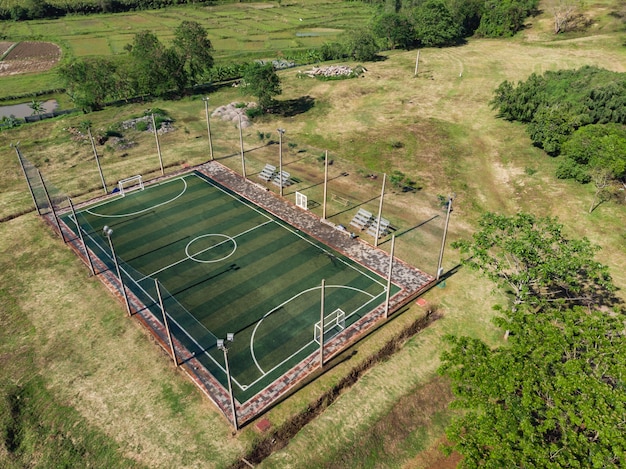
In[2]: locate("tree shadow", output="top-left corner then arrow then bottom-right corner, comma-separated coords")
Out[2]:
271,95 -> 315,117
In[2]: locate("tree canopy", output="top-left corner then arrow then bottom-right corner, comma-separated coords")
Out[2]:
411,0 -> 462,47
440,305 -> 626,468
59,21 -> 214,109
452,212 -> 614,310
442,211 -> 625,467
491,66 -> 626,194
241,62 -> 282,110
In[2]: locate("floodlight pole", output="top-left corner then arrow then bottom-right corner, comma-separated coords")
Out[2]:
88,127 -> 107,194
13,142 -> 40,215
203,97 -> 214,161
277,128 -> 285,196
155,278 -> 178,366
103,226 -> 132,316
436,194 -> 454,281
68,197 -> 95,276
38,169 -> 65,243
374,173 -> 386,247
218,334 -> 238,432
237,113 -> 246,180
319,278 -> 325,368
152,113 -> 164,176
384,234 -> 395,319
322,150 -> 329,220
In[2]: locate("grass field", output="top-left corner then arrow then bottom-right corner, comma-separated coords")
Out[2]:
1,1 -> 626,468
0,1 -> 375,99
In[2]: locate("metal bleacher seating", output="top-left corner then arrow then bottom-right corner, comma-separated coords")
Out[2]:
349,208 -> 374,231
258,164 -> 276,182
366,217 -> 392,238
272,171 -> 291,188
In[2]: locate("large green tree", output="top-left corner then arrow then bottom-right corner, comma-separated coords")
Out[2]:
452,212 -> 614,312
372,12 -> 415,50
342,28 -> 380,61
412,0 -> 462,47
58,57 -> 119,111
173,20 -> 214,85
241,62 -> 282,110
125,31 -> 186,97
440,305 -> 626,468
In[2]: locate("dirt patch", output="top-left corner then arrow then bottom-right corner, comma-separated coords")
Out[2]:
0,41 -> 61,77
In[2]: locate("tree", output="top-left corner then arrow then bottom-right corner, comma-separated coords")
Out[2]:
476,0 -> 538,38
526,103 -> 586,155
372,12 -> 415,50
412,0 -> 462,47
241,62 -> 281,110
452,212 -> 614,314
58,57 -> 118,111
342,29 -> 380,61
547,0 -> 585,33
439,305 -> 626,468
125,31 -> 186,97
173,20 -> 214,85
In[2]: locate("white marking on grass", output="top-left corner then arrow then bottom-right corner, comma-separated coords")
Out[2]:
83,177 -> 188,218
249,285 -> 376,376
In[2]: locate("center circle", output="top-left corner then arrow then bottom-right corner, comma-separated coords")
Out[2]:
185,234 -> 237,263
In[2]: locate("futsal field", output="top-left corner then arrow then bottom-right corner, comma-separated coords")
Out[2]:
61,171 -> 399,403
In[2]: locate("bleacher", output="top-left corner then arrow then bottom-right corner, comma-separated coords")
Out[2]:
272,171 -> 291,188
366,217 -> 392,239
258,164 -> 276,182
349,208 -> 374,231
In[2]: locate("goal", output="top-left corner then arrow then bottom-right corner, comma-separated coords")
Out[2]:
118,175 -> 144,196
314,308 -> 345,344
295,191 -> 308,210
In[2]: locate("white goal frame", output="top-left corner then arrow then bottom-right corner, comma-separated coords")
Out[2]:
314,308 -> 345,344
295,191 -> 308,210
118,175 -> 144,197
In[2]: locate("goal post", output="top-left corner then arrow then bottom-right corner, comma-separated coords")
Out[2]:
314,308 -> 345,344
295,191 -> 308,210
118,175 -> 144,196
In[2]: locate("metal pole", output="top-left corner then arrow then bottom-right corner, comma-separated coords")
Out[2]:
374,173 -> 386,247
384,234 -> 395,319
222,346 -> 238,431
13,143 -> 41,215
104,227 -> 132,316
277,128 -> 285,197
69,197 -> 95,276
319,278 -> 325,368
38,169 -> 65,243
152,113 -> 164,176
322,150 -> 329,220
436,195 -> 454,281
155,279 -> 178,366
88,127 -> 107,194
203,97 -> 214,161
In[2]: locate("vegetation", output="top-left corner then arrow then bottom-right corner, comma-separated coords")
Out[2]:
491,66 -> 626,200
1,0 -> 626,468
440,304 -> 626,468
58,21 -> 213,110
443,211 -> 624,467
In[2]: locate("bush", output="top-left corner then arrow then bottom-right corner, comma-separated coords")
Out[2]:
555,158 -> 591,183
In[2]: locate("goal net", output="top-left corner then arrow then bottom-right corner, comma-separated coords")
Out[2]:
118,175 -> 144,196
314,308 -> 345,344
295,191 -> 308,210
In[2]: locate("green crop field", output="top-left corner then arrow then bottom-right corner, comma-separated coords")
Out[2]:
1,1 -> 626,468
